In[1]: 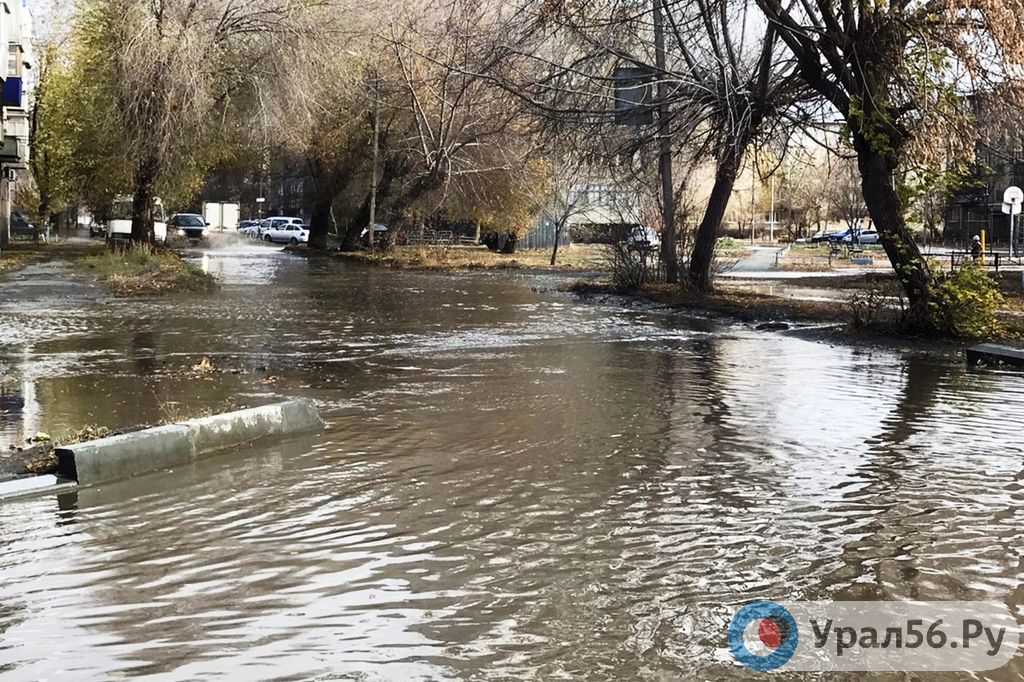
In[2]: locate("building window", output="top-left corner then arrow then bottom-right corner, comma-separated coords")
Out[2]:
7,45 -> 21,78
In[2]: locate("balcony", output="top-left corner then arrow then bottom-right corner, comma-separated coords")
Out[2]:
0,135 -> 27,167
3,77 -> 22,108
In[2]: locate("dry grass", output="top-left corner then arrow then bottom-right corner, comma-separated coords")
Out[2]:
76,245 -> 218,296
0,241 -> 92,277
777,259 -> 835,272
567,280 -> 844,325
54,425 -> 112,446
0,251 -> 43,277
329,244 -> 610,272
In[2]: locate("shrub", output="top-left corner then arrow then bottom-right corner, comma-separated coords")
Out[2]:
930,263 -> 1005,338
605,242 -> 658,291
848,276 -> 909,330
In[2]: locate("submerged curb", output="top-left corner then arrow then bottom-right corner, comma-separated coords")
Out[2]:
0,475 -> 78,502
55,398 -> 324,487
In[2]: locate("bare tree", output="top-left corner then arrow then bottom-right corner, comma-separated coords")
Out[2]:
776,155 -> 829,239
481,0 -> 810,289
359,3 -> 535,246
829,155 -> 866,231
91,0 -> 313,243
754,0 -> 1024,325
258,10 -> 373,249
675,4 -> 807,291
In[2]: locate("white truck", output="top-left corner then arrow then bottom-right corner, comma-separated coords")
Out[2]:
105,197 -> 168,243
202,202 -> 241,231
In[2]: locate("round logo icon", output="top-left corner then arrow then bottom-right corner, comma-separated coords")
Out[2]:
729,601 -> 799,671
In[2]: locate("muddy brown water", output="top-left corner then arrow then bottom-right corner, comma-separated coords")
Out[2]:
1,244 -> 1024,680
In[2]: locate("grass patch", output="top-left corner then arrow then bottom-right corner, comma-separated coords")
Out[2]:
777,259 -> 836,272
567,280 -> 844,325
304,244 -> 610,272
0,244 -> 56,277
77,245 -> 218,296
0,252 -> 41,277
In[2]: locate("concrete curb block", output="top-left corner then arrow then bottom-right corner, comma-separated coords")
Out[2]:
56,398 -> 324,487
0,475 -> 78,502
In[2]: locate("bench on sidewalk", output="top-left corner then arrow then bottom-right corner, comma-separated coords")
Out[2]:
951,251 -> 1001,272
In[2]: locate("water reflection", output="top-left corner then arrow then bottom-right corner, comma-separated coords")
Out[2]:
1,246 -> 1023,679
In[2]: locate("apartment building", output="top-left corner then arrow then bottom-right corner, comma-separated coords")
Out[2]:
0,0 -> 32,246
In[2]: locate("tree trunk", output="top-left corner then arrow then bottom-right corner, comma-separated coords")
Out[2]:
307,194 -> 333,250
853,135 -> 933,324
501,233 -> 518,254
0,179 -> 10,248
38,187 -> 50,236
131,153 -> 159,245
550,219 -> 565,266
688,150 -> 742,291
653,0 -> 678,284
341,158 -> 404,251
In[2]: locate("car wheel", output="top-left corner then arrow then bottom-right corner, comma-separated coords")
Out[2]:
263,234 -> 272,242
290,237 -> 298,245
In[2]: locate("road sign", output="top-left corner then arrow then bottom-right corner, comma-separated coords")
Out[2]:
256,197 -> 266,204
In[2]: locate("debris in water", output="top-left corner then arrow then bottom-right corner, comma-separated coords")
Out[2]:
193,356 -> 215,373
58,425 -> 111,445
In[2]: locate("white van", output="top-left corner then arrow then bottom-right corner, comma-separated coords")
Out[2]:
105,197 -> 168,244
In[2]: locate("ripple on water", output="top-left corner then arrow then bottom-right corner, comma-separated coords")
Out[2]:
1,251 -> 1024,679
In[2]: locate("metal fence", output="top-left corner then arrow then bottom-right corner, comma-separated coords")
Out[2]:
519,219 -> 572,251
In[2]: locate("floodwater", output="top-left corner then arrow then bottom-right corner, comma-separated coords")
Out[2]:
1,244 -> 1024,680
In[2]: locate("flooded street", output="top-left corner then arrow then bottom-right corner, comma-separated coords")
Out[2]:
2,245 -> 1024,679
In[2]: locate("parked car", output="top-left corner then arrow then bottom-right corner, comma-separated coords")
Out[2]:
840,229 -> 880,245
626,226 -> 661,252
10,211 -> 36,239
263,220 -> 310,245
89,221 -> 106,238
359,223 -> 389,245
240,221 -> 263,237
254,216 -> 304,239
168,213 -> 210,244
810,230 -> 841,243
854,229 -> 880,245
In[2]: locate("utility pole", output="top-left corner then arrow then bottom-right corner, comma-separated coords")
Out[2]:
368,72 -> 380,249
653,0 -> 677,283
750,163 -> 756,245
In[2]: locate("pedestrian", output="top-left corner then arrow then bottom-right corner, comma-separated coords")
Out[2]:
971,235 -> 983,261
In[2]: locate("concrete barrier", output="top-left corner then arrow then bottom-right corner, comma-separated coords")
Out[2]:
967,343 -> 1024,368
0,475 -> 78,502
186,400 -> 323,454
56,398 -> 324,487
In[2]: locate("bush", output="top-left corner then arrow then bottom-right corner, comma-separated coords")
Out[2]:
930,263 -> 1005,338
605,242 -> 660,291
848,277 -> 909,330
